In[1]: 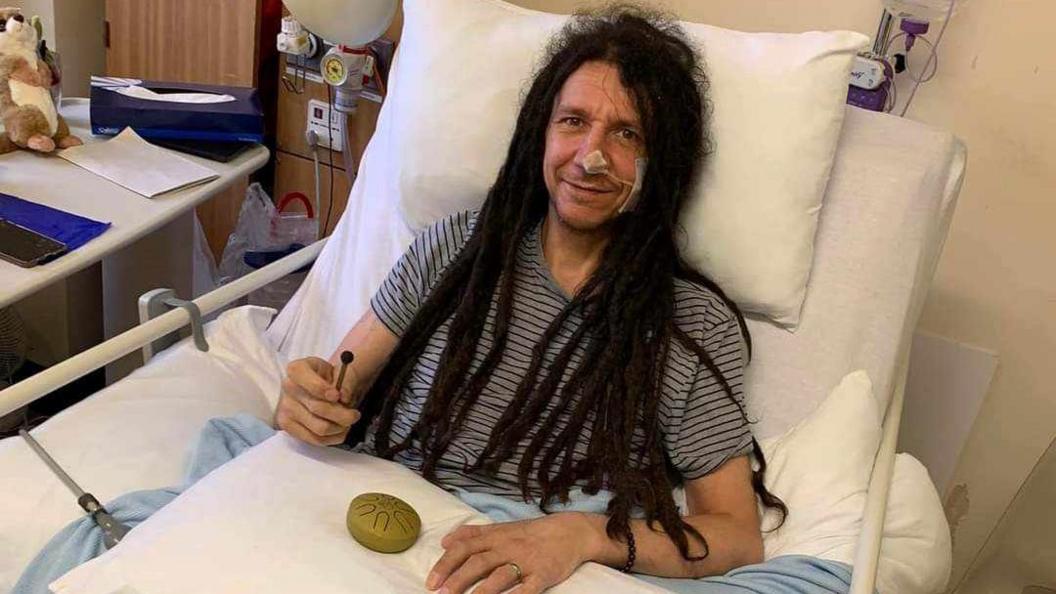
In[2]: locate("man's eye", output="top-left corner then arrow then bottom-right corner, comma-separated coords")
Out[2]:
617,128 -> 639,141
559,116 -> 582,127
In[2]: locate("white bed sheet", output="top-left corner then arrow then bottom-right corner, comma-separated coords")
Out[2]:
50,434 -> 668,594
38,370 -> 948,594
43,424 -> 950,591
0,307 -> 284,593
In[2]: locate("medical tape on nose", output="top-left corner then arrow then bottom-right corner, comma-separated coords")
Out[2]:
583,150 -> 609,175
581,150 -> 647,213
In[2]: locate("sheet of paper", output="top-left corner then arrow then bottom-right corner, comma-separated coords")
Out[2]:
58,127 -> 219,198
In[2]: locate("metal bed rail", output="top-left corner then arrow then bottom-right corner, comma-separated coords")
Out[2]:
0,239 -> 327,419
849,353 -> 910,594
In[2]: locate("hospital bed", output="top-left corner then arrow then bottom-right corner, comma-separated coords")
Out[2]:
0,6 -> 965,594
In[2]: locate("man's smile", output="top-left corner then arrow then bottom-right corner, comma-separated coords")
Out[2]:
561,178 -> 615,195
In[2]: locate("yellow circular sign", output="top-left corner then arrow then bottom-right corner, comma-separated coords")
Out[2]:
322,55 -> 347,85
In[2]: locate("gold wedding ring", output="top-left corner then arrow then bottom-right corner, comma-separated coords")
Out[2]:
508,562 -> 523,582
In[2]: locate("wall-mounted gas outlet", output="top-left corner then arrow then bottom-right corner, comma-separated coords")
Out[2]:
307,99 -> 346,152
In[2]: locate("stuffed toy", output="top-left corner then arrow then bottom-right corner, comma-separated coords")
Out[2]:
0,7 -> 81,154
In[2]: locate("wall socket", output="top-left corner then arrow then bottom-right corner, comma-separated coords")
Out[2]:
307,99 -> 346,152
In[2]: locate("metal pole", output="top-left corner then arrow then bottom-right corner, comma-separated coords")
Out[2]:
872,10 -> 895,55
19,429 -> 87,498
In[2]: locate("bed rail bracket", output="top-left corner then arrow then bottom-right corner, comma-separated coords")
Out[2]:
138,288 -> 210,362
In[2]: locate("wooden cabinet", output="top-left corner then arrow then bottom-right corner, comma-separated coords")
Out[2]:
104,0 -> 261,86
103,0 -> 281,259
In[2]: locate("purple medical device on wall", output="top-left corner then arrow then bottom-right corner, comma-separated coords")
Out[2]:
847,8 -> 946,113
847,59 -> 894,112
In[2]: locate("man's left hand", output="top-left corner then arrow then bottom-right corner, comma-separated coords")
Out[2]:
426,512 -> 595,594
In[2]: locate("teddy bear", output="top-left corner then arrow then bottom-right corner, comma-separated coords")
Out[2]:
0,7 -> 81,154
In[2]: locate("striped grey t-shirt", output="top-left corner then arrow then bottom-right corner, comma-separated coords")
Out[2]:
367,210 -> 752,498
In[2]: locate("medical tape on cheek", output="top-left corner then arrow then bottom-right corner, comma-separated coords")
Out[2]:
617,158 -> 648,214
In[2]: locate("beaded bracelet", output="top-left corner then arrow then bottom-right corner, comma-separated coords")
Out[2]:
620,530 -> 637,573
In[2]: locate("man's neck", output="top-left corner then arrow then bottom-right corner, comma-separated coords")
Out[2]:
541,209 -> 612,297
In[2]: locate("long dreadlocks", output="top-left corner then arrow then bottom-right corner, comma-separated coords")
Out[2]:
353,4 -> 787,562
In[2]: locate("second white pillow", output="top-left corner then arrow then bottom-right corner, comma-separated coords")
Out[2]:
758,370 -> 881,560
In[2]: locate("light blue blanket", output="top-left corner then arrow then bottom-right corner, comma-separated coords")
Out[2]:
15,416 -> 864,594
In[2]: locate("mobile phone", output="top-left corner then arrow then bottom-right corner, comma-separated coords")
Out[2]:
0,218 -> 68,268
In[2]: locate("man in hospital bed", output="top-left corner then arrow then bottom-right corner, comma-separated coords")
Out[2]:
275,7 -> 787,594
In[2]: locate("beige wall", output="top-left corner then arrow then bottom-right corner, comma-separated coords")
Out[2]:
957,439 -> 1056,592
10,0 -> 106,97
512,0 -> 1056,588
51,0 -> 106,97
10,0 -> 54,41
909,1 -> 1056,589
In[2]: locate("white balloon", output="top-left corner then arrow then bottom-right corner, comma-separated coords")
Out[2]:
283,0 -> 398,46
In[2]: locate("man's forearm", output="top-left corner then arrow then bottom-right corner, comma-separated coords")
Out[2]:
577,511 -> 763,579
327,308 -> 400,404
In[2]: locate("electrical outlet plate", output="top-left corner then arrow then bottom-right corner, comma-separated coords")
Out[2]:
307,99 -> 345,152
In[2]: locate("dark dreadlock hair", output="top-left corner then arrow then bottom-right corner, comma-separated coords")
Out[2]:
353,3 -> 787,562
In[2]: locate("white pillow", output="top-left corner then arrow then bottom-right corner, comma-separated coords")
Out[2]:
385,0 -> 867,326
758,370 -> 881,559
757,370 -> 951,594
877,454 -> 952,594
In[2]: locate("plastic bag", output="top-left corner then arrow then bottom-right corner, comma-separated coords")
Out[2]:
217,185 -> 318,312
219,183 -> 275,285
268,192 -> 318,253
218,184 -> 318,285
192,213 -> 219,297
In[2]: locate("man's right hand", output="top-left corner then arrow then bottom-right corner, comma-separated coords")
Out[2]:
275,356 -> 362,446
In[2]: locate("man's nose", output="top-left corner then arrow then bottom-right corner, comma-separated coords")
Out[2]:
576,130 -> 608,171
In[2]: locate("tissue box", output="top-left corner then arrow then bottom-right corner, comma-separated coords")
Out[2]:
90,77 -> 264,143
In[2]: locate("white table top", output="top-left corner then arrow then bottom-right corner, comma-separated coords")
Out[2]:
0,98 -> 270,308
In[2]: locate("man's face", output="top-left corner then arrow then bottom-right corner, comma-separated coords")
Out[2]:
543,61 -> 645,232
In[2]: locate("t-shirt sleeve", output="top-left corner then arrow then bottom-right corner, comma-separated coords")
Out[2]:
667,302 -> 754,481
369,210 -> 476,337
